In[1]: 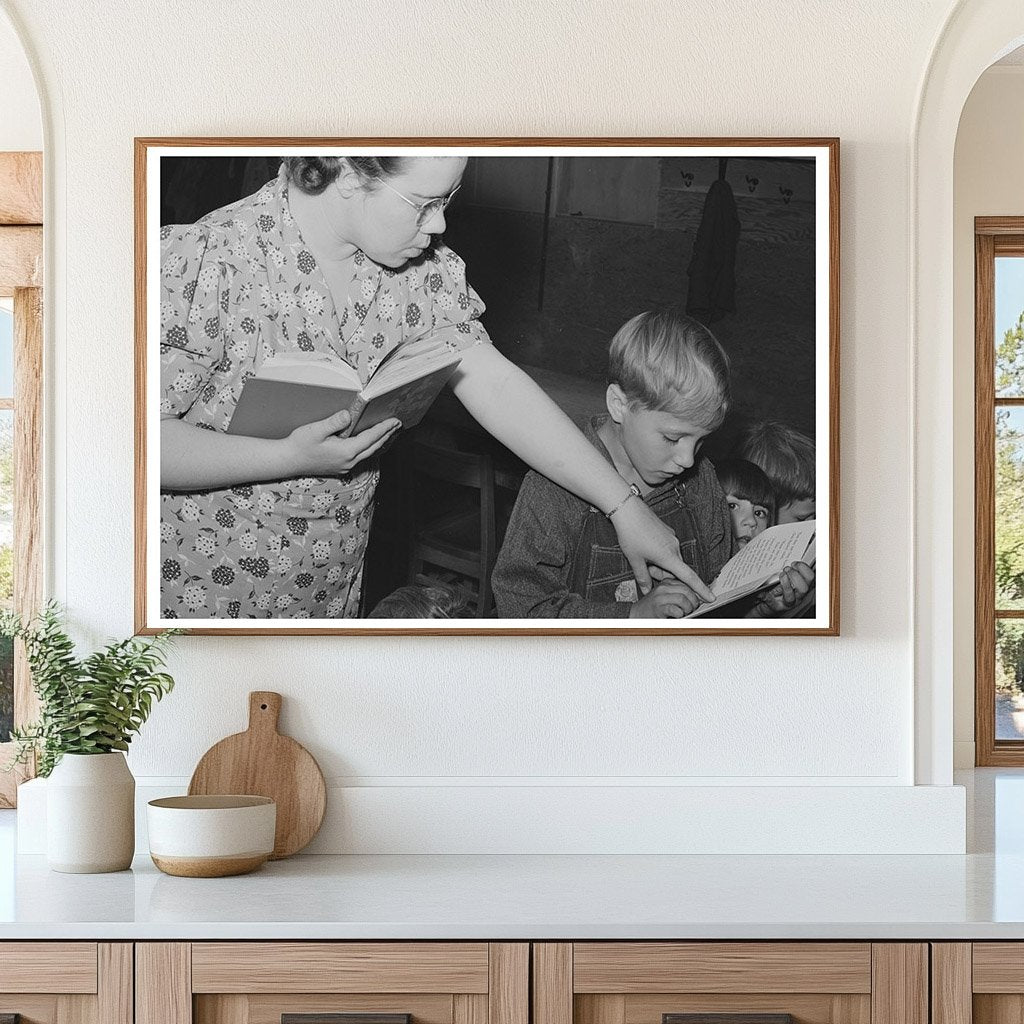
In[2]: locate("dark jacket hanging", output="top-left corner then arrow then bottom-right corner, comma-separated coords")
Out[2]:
686,174 -> 741,323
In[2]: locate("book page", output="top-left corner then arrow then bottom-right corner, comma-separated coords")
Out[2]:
363,345 -> 463,400
710,521 -> 816,596
370,334 -> 451,379
684,520 -> 816,618
255,352 -> 361,391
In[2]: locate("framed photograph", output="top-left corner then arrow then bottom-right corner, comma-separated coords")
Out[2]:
135,138 -> 838,635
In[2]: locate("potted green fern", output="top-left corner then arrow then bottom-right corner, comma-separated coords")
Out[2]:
2,603 -> 179,873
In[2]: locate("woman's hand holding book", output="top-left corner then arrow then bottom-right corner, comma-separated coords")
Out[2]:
283,409 -> 402,476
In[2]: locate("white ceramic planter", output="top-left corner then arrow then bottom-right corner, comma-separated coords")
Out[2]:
46,752 -> 135,873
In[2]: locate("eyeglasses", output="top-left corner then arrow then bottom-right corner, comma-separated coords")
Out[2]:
378,179 -> 462,227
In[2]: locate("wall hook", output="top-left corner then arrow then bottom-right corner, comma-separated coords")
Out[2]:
680,171 -> 694,188
745,175 -> 759,193
779,186 -> 793,205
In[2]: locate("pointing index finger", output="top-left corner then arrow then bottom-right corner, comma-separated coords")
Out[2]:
669,558 -> 714,603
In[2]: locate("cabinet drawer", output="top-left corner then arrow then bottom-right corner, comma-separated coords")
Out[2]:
191,943 -> 490,993
139,942 -> 528,1024
0,942 -> 98,993
973,943 -> 1024,992
572,944 -> 872,994
534,943 -> 926,1024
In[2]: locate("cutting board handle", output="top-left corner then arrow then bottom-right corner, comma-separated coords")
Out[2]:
248,691 -> 282,734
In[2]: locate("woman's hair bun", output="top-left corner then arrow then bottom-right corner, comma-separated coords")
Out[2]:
283,156 -> 407,196
282,157 -> 342,196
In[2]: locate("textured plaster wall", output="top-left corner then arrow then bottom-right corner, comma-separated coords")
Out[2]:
0,0 -> 958,797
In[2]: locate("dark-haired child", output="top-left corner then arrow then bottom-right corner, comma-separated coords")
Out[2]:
725,434 -> 816,618
714,457 -> 775,548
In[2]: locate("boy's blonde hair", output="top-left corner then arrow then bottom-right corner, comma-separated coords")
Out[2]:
608,310 -> 730,429
739,420 -> 815,506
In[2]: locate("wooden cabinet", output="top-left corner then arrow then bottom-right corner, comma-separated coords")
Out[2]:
532,943 -> 928,1024
0,938 -> 949,1024
136,944 -> 528,1024
0,943 -> 132,1024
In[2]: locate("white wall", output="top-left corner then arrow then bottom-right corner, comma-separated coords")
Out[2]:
0,9 -> 39,152
952,66 -> 1024,768
0,0 -> 976,852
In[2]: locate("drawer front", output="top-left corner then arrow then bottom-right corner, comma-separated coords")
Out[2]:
533,944 -> 926,1024
572,944 -> 872,994
569,943 -> 872,1024
973,943 -> 1024,992
191,943 -> 491,994
140,942 -> 527,1024
0,942 -> 98,994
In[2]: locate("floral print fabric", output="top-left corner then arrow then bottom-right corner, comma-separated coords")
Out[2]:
160,165 -> 489,619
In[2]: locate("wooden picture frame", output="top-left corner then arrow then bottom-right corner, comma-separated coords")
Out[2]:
135,138 -> 839,636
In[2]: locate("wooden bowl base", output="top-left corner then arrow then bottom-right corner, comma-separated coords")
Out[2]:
150,853 -> 268,877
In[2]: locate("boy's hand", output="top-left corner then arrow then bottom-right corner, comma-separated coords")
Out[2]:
750,561 -> 815,617
629,580 -> 705,619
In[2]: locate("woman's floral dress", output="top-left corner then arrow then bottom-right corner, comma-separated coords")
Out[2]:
160,166 -> 489,619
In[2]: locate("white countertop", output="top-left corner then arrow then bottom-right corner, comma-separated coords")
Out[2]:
0,848 -> 1021,940
0,768 -> 1020,941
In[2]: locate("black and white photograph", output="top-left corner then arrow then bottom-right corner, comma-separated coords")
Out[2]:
137,140 -> 838,635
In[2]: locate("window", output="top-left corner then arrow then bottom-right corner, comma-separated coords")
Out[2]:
975,218 -> 1024,764
0,152 -> 43,806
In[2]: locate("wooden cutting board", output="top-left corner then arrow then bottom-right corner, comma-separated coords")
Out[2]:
188,691 -> 326,859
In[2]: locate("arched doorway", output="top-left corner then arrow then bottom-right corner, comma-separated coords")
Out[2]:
914,1 -> 1024,785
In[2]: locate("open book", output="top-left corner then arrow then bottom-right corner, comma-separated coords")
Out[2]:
227,339 -> 463,440
686,520 -> 817,617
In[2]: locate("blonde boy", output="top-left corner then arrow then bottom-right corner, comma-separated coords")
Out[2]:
492,310 -> 733,618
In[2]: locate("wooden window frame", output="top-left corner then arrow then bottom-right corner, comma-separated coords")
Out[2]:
975,217 -> 1024,765
0,151 -> 43,806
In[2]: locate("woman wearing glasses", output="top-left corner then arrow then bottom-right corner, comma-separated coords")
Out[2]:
160,155 -> 713,619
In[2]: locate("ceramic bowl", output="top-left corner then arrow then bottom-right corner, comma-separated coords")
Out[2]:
147,795 -> 276,877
